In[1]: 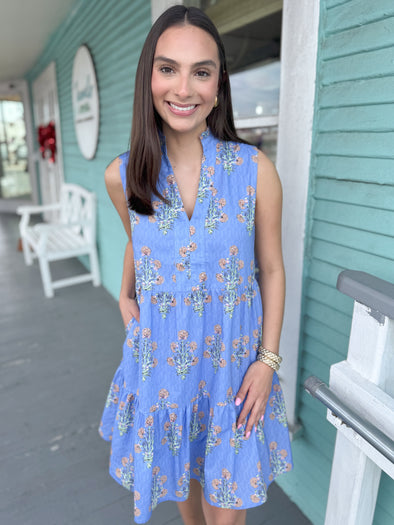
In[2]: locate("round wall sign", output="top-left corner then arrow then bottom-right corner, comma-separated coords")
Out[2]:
72,45 -> 99,160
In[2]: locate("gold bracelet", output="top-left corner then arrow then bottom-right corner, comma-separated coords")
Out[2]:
256,347 -> 282,371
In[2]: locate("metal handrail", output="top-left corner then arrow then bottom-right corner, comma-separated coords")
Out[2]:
304,375 -> 394,464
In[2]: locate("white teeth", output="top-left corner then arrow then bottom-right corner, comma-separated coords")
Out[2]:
169,102 -> 196,111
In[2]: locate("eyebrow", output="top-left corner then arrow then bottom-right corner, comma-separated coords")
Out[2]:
153,56 -> 217,69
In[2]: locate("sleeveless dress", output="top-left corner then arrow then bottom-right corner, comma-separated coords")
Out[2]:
99,128 -> 292,523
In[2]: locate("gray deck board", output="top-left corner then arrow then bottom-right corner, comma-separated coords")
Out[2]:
0,213 -> 311,525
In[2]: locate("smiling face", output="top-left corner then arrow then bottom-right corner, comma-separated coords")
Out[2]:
151,24 -> 220,137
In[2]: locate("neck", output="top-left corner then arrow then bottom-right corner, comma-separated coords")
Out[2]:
162,124 -> 206,166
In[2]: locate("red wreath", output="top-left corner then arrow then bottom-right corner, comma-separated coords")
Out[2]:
37,121 -> 56,163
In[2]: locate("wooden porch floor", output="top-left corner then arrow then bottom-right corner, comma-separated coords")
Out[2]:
0,213 -> 312,525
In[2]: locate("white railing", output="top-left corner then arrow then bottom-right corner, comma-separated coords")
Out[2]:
306,270 -> 394,525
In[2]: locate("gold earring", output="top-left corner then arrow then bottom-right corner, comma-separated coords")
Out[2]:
214,95 -> 218,108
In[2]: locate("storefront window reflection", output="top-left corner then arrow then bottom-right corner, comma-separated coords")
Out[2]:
0,97 -> 31,199
231,61 -> 280,119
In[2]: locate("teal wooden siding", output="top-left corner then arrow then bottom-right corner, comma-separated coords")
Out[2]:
25,0 -> 151,298
278,1 -> 394,523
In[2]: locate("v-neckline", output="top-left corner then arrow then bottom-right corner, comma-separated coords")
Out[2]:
162,128 -> 211,224
170,161 -> 203,223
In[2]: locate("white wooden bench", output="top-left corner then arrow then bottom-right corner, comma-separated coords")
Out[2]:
17,183 -> 101,298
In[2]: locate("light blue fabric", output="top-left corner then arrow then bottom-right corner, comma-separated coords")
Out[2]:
99,128 -> 292,523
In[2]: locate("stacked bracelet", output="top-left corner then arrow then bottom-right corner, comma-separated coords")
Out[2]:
256,347 -> 282,371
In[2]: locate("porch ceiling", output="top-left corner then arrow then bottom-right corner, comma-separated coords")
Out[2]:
0,0 -> 77,83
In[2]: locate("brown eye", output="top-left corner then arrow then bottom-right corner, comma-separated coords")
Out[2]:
160,66 -> 174,74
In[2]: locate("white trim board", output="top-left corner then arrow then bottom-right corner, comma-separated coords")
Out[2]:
276,0 -> 320,431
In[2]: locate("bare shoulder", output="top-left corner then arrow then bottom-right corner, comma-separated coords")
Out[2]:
104,155 -> 131,239
105,156 -> 123,191
256,149 -> 282,200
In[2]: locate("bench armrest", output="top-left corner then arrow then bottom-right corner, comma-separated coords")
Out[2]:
17,203 -> 61,216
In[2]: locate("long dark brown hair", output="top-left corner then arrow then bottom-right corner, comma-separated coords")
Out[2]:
127,5 -> 245,215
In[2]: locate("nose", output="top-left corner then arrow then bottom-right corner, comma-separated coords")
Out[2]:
174,72 -> 192,99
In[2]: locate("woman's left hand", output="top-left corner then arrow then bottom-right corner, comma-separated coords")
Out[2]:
235,360 -> 274,438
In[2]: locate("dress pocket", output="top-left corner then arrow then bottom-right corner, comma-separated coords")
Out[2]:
125,316 -> 136,334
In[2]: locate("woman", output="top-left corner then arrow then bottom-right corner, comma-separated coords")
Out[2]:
99,6 -> 292,525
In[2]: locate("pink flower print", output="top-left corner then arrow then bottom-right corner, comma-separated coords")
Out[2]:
189,225 -> 196,235
156,275 -> 164,285
199,272 -> 207,282
153,259 -> 161,269
212,479 -> 220,489
229,245 -> 238,255
218,258 -> 227,269
189,241 -> 197,251
164,421 -> 171,431
238,199 -> 246,209
142,328 -> 151,338
145,415 -> 154,426
159,388 -> 169,399
141,246 -> 151,256
176,262 -> 185,271
250,477 -> 258,489
246,185 -> 255,196
179,246 -> 188,257
178,330 -> 189,340
152,466 -> 160,475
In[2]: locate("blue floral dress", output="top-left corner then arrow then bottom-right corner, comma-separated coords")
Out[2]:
99,128 -> 292,523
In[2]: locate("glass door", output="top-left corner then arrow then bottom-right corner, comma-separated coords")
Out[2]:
0,95 -> 32,200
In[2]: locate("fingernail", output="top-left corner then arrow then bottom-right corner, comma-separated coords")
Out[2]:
260,415 -> 264,421
237,423 -> 242,430
245,430 -> 251,439
235,397 -> 242,406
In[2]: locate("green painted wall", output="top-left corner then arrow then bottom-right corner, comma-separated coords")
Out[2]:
277,1 -> 394,523
25,0 -> 151,298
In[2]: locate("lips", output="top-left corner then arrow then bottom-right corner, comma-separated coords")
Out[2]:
168,102 -> 197,113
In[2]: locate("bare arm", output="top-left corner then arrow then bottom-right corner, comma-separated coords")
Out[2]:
255,151 -> 285,355
105,157 -> 140,325
235,150 -> 285,437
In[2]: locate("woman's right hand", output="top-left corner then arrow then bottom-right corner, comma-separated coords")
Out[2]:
119,295 -> 140,327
